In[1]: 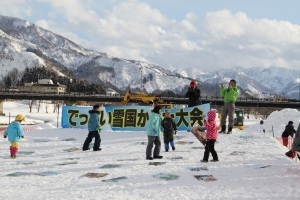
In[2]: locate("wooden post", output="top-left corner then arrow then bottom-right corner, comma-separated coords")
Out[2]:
0,100 -> 4,115
57,104 -> 60,128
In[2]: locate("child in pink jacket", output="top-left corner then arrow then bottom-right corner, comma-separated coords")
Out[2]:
201,110 -> 219,162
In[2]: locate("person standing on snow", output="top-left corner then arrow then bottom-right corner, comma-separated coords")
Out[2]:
285,123 -> 300,159
161,110 -> 177,152
3,114 -> 25,159
201,110 -> 219,162
146,105 -> 163,160
219,79 -> 239,134
257,120 -> 266,133
82,105 -> 102,151
281,121 -> 296,147
185,80 -> 201,107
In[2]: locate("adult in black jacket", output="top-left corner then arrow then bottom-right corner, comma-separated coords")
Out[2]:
282,121 -> 296,147
185,80 -> 201,107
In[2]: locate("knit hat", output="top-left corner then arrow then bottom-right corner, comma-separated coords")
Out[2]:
260,120 -> 264,124
152,105 -> 161,114
207,110 -> 216,121
288,121 -> 293,125
190,80 -> 197,87
15,114 -> 25,121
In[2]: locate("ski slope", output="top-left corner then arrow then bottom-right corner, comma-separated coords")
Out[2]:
0,102 -> 299,200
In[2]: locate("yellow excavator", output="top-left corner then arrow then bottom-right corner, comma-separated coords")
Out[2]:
218,109 -> 245,130
120,91 -> 173,108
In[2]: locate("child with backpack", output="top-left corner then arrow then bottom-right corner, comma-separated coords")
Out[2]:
161,110 -> 177,152
201,110 -> 219,162
3,114 -> 25,159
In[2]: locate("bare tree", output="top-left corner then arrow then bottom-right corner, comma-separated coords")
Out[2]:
7,68 -> 21,88
36,100 -> 41,113
45,103 -> 48,113
28,100 -> 35,113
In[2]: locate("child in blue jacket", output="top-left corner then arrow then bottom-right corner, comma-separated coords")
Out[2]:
146,105 -> 163,160
82,105 -> 102,151
4,114 -> 25,159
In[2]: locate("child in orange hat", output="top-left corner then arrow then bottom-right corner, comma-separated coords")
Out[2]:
3,114 -> 25,158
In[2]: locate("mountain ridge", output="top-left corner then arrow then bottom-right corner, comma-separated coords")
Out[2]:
0,15 -> 298,99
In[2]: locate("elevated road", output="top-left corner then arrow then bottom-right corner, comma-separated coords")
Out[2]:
0,91 -> 299,108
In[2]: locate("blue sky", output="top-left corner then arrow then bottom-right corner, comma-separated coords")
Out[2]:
0,0 -> 300,71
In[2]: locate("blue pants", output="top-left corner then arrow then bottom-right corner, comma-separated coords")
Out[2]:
164,141 -> 175,150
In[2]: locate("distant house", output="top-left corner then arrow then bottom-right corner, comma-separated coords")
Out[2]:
106,88 -> 119,96
17,79 -> 67,94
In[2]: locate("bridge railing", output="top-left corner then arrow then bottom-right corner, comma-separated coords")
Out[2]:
0,90 -> 122,98
161,95 -> 299,103
0,91 -> 299,103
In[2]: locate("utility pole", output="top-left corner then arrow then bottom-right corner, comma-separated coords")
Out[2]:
298,73 -> 300,102
215,73 -> 218,109
140,64 -> 144,92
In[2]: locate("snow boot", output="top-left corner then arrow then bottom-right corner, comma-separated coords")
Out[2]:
83,148 -> 90,151
210,159 -> 219,162
165,149 -> 169,152
153,155 -> 163,159
227,127 -> 233,134
219,125 -> 226,133
93,148 -> 102,151
172,146 -> 175,151
200,160 -> 208,163
146,156 -> 153,160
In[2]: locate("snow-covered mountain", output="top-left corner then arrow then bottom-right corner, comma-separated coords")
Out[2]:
0,15 -> 192,94
0,15 -> 298,98
176,66 -> 299,99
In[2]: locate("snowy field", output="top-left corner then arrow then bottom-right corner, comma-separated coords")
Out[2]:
0,102 -> 300,200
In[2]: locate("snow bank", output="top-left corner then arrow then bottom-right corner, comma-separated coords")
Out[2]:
245,108 -> 300,137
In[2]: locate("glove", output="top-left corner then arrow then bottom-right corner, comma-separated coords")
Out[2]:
21,136 -> 24,138
263,130 -> 265,133
98,128 -> 101,133
4,135 -> 7,138
174,130 -> 177,135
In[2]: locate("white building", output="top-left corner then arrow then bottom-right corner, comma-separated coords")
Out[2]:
106,88 -> 119,96
17,79 -> 67,94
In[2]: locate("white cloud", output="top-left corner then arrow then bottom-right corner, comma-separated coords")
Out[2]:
0,0 -> 32,17
1,0 -> 300,71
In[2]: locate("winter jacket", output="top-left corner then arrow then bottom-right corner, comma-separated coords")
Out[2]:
185,87 -> 201,107
204,111 -> 218,140
88,110 -> 100,132
281,124 -> 296,137
257,124 -> 266,133
292,124 -> 300,152
220,86 -> 239,103
4,121 -> 24,142
162,117 -> 177,133
147,112 -> 162,136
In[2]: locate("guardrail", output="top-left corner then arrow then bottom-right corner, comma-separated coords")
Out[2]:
0,91 -> 299,108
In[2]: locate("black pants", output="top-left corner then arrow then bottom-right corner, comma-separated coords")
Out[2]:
82,130 -> 101,150
203,140 -> 218,161
146,136 -> 161,157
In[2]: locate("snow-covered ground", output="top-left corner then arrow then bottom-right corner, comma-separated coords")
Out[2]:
0,102 -> 300,200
